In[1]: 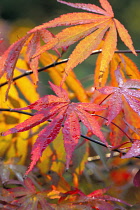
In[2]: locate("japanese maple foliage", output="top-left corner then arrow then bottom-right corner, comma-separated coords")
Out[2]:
2,81 -> 106,174
0,0 -> 137,88
31,0 -> 136,84
98,67 -> 140,125
58,187 -> 131,209
0,0 -> 140,209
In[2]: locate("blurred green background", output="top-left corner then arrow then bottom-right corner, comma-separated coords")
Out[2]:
0,0 -> 140,86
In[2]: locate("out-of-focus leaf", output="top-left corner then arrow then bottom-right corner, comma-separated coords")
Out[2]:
133,169 -> 140,187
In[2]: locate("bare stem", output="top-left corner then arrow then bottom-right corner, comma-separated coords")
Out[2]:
0,49 -> 140,88
1,107 -> 139,159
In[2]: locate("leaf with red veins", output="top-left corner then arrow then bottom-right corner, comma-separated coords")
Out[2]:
48,81 -> 70,101
99,86 -> 140,124
2,103 -> 67,136
99,21 -> 117,83
88,187 -> 108,198
124,94 -> 140,115
122,140 -> 140,159
57,0 -> 109,16
76,102 -> 106,112
39,29 -> 54,43
98,68 -> 140,123
15,95 -> 67,111
107,89 -> 123,125
29,12 -> 103,33
0,35 -> 28,99
76,107 -> 107,145
61,21 -> 110,84
26,110 -> 65,174
0,35 -> 28,79
99,0 -> 114,17
25,31 -> 41,83
63,108 -> 80,170
123,79 -> 140,89
53,22 -> 103,49
9,178 -> 36,197
114,18 -> 137,56
98,86 -> 116,95
115,66 -> 124,87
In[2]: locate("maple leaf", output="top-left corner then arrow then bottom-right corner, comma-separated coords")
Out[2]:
31,0 -> 136,84
97,67 -> 140,124
25,29 -> 57,83
8,177 -> 54,210
122,140 -> 140,159
0,29 -> 56,94
0,35 -> 29,99
133,169 -> 140,187
59,187 -> 131,209
2,82 -> 106,174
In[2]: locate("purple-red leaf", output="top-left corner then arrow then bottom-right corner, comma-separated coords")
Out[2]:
26,110 -> 65,174
63,109 -> 80,169
98,68 -> 140,124
133,169 -> 140,187
2,82 -> 106,174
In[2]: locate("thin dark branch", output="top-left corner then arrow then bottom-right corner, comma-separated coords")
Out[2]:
0,108 -> 33,116
1,107 -> 140,159
0,49 -> 140,88
0,59 -> 68,88
93,114 -> 133,142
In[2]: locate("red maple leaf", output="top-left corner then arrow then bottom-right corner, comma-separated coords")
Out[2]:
8,178 -> 54,210
0,29 -> 56,93
2,82 -> 106,174
59,187 -> 131,209
97,67 -> 140,124
31,0 -> 136,84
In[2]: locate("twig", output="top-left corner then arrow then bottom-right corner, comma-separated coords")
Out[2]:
1,107 -> 140,159
0,49 -> 140,88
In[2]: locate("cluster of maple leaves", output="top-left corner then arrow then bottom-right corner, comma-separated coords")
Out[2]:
0,0 -> 140,209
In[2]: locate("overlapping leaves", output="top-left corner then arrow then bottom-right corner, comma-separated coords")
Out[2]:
0,29 -> 55,95
0,0 -> 136,91
31,0 -> 136,84
2,82 -> 106,174
98,67 -> 140,124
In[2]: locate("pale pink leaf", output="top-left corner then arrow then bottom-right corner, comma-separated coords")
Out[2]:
123,79 -> 140,89
122,140 -> 140,159
124,94 -> 140,116
115,67 -> 124,87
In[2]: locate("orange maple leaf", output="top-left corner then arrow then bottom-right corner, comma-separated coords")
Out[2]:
31,0 -> 136,84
